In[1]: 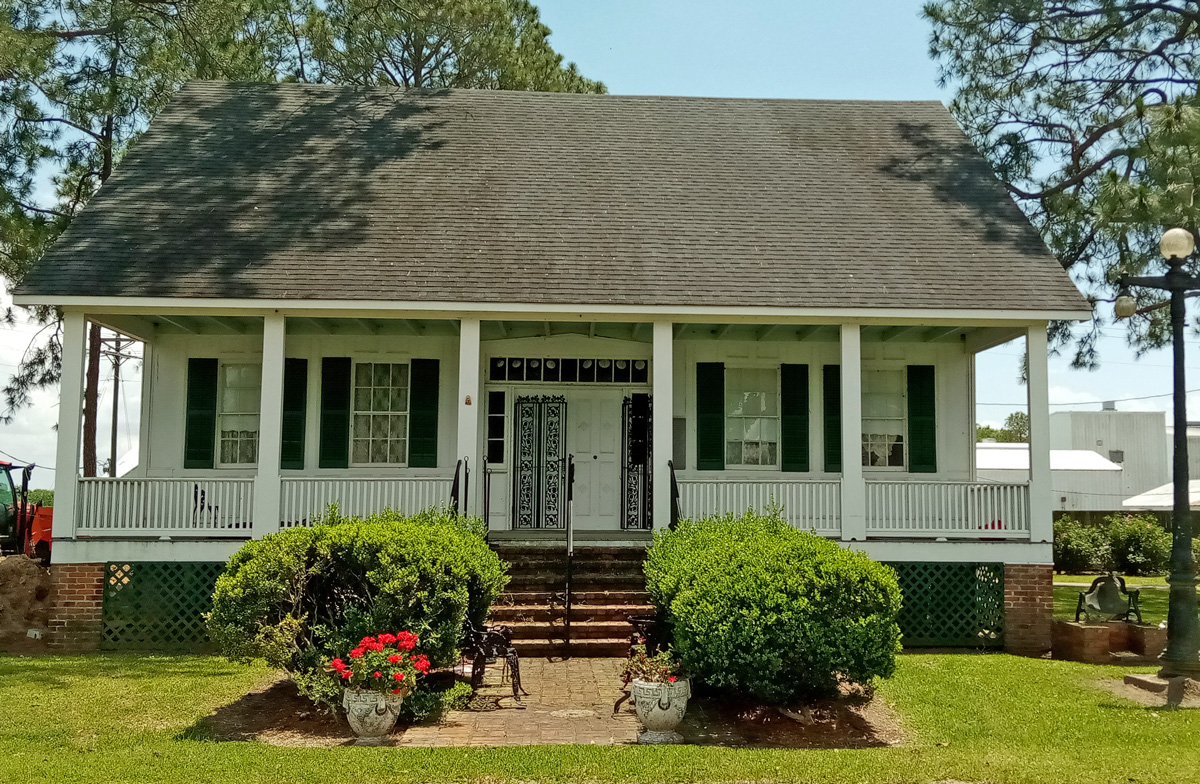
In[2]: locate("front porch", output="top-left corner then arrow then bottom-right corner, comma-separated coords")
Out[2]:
49,311 -> 1055,562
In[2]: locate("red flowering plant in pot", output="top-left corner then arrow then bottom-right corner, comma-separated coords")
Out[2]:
621,646 -> 690,745
327,631 -> 432,744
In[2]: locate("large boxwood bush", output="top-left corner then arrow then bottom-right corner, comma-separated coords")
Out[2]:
207,506 -> 506,706
646,511 -> 902,704
1052,513 -> 1171,575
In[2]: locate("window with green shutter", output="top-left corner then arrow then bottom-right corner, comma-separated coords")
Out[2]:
696,362 -> 725,470
280,358 -> 308,470
408,358 -> 439,468
319,357 -> 351,469
907,365 -> 937,473
823,365 -> 841,473
184,358 -> 219,469
780,364 -> 809,472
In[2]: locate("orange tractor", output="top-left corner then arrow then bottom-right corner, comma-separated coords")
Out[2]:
0,462 -> 52,563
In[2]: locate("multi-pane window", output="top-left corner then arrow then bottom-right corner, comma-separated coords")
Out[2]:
486,391 -> 506,465
862,369 -> 905,467
352,362 -> 409,465
725,368 -> 779,466
218,363 -> 262,465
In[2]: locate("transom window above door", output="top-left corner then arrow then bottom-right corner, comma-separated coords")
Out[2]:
725,368 -> 780,467
489,357 -> 649,384
352,362 -> 409,465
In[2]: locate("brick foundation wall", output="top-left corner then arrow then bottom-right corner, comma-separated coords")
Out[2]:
47,563 -> 106,651
1004,563 -> 1053,656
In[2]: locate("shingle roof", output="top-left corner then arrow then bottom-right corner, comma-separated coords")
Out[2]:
18,81 -> 1087,313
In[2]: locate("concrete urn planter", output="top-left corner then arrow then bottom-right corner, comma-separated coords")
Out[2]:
342,688 -> 407,745
631,677 -> 690,744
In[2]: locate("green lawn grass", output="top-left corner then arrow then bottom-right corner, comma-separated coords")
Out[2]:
1054,573 -> 1169,586
1053,584 -> 1174,624
2,653 -> 1199,783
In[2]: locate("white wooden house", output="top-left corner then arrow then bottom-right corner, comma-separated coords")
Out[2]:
15,83 -> 1089,653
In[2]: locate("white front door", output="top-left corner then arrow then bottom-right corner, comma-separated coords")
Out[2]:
568,388 -> 622,530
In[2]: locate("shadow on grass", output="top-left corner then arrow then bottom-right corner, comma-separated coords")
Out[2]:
178,678 -> 351,745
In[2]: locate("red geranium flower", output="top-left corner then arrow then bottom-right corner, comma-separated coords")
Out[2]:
393,672 -> 405,681
412,655 -> 430,674
349,647 -> 365,659
395,631 -> 418,651
668,676 -> 677,683
341,670 -> 352,679
387,654 -> 401,664
360,636 -> 376,647
378,633 -> 397,645
331,658 -> 346,672
392,688 -> 401,694
373,671 -> 382,678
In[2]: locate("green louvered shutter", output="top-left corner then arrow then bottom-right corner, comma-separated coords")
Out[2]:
280,358 -> 308,470
184,358 -> 218,469
696,362 -> 725,471
823,365 -> 842,473
907,365 -> 937,473
408,359 -> 439,468
780,364 -> 809,472
319,357 -> 351,469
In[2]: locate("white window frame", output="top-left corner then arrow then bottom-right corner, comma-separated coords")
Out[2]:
861,366 -> 907,471
216,361 -> 262,468
350,359 -> 411,468
723,364 -> 781,470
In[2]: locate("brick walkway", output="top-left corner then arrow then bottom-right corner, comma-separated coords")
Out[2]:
397,658 -> 639,746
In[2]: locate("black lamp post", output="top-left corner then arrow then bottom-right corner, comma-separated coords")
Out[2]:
1115,227 -> 1200,678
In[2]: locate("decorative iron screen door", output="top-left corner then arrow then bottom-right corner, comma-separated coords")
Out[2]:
512,395 -> 567,529
621,394 -> 652,529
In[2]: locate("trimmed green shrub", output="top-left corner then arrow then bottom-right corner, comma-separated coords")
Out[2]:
1105,513 -> 1171,576
207,505 -> 506,707
646,511 -> 902,704
1053,516 -> 1110,573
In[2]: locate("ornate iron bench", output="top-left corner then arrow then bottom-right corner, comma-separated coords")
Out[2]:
1075,572 -> 1143,624
462,620 -> 527,703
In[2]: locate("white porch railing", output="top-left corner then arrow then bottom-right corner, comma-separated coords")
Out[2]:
865,481 -> 1030,538
75,477 -> 254,536
279,477 -> 455,528
676,478 -> 842,535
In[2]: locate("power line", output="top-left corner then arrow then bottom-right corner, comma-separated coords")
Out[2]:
978,388 -> 1200,407
0,447 -> 53,469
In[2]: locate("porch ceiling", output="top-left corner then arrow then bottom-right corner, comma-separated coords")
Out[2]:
89,315 -> 1024,354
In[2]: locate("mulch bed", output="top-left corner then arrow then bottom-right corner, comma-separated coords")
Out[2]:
0,555 -> 52,654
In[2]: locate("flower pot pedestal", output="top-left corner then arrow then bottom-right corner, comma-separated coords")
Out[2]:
343,688 -> 406,745
630,678 -> 690,744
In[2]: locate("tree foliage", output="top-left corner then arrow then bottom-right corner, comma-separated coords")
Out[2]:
0,0 -> 600,437
976,410 -> 1030,442
924,1 -> 1200,362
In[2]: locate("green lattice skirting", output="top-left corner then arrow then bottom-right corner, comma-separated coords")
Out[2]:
101,562 -> 224,651
888,562 -> 1005,648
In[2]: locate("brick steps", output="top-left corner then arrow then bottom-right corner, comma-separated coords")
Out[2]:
490,544 -> 651,658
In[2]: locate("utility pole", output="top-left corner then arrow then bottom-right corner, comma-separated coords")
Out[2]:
99,334 -> 139,478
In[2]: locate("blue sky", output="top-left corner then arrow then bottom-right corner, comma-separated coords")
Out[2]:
0,1 -> 1194,487
534,0 -> 1200,426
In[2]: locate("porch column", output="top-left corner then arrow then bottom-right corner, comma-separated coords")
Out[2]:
52,311 -> 88,541
456,318 -> 481,515
252,313 -> 287,539
652,322 -> 674,529
839,324 -> 866,542
1026,323 -> 1052,543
